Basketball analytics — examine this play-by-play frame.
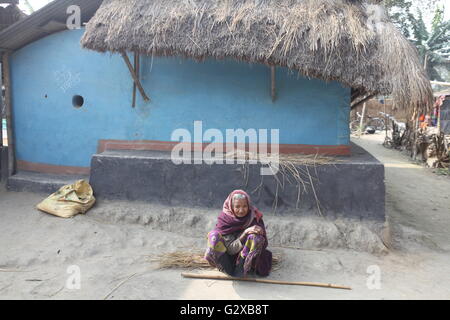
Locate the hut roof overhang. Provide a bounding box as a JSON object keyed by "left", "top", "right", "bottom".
{"left": 80, "top": 0, "right": 431, "bottom": 109}
{"left": 0, "top": 2, "right": 26, "bottom": 33}
{"left": 0, "top": 0, "right": 102, "bottom": 53}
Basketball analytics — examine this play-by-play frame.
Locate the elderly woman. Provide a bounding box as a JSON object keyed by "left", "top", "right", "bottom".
{"left": 204, "top": 190, "right": 272, "bottom": 277}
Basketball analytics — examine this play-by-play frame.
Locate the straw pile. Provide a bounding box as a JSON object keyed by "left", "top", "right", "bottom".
{"left": 151, "top": 250, "right": 282, "bottom": 271}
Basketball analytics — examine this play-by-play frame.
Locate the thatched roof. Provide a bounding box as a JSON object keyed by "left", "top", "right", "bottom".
{"left": 81, "top": 0, "right": 433, "bottom": 109}
{"left": 0, "top": 4, "right": 26, "bottom": 32}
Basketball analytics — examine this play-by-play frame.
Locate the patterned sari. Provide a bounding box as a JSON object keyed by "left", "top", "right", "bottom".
{"left": 204, "top": 190, "right": 272, "bottom": 277}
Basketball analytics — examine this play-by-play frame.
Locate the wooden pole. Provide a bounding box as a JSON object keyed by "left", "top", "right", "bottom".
{"left": 423, "top": 53, "right": 428, "bottom": 72}
{"left": 271, "top": 66, "right": 276, "bottom": 102}
{"left": 137, "top": 53, "right": 141, "bottom": 103}
{"left": 384, "top": 98, "right": 388, "bottom": 138}
{"left": 120, "top": 51, "right": 150, "bottom": 102}
{"left": 132, "top": 53, "right": 137, "bottom": 108}
{"left": 0, "top": 60, "right": 3, "bottom": 150}
{"left": 2, "top": 52, "right": 15, "bottom": 177}
{"left": 0, "top": 60, "right": 3, "bottom": 181}
{"left": 430, "top": 80, "right": 450, "bottom": 87}
{"left": 437, "top": 100, "right": 441, "bottom": 133}
{"left": 350, "top": 94, "right": 375, "bottom": 110}
{"left": 181, "top": 273, "right": 352, "bottom": 290}
{"left": 411, "top": 107, "right": 418, "bottom": 160}
{"left": 358, "top": 101, "right": 366, "bottom": 138}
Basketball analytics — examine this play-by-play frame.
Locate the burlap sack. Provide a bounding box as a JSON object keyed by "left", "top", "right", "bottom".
{"left": 36, "top": 179, "right": 95, "bottom": 218}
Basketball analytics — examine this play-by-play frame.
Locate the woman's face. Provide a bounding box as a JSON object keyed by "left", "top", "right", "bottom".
{"left": 232, "top": 198, "right": 249, "bottom": 218}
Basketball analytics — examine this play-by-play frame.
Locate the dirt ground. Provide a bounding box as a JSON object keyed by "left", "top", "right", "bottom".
{"left": 0, "top": 133, "right": 449, "bottom": 300}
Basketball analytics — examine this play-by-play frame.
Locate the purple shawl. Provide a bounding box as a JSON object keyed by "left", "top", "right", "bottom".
{"left": 215, "top": 209, "right": 266, "bottom": 239}
{"left": 213, "top": 190, "right": 272, "bottom": 276}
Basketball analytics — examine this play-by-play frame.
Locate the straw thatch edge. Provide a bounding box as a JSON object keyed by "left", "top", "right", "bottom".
{"left": 81, "top": 0, "right": 433, "bottom": 109}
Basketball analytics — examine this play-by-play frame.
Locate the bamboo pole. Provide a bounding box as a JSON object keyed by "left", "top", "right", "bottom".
{"left": 430, "top": 81, "right": 450, "bottom": 87}
{"left": 270, "top": 66, "right": 276, "bottom": 102}
{"left": 350, "top": 94, "right": 374, "bottom": 110}
{"left": 415, "top": 108, "right": 420, "bottom": 160}
{"left": 120, "top": 52, "right": 150, "bottom": 102}
{"left": 358, "top": 102, "right": 366, "bottom": 138}
{"left": 437, "top": 101, "right": 441, "bottom": 133}
{"left": 137, "top": 53, "right": 141, "bottom": 104}
{"left": 2, "top": 52, "right": 15, "bottom": 177}
{"left": 132, "top": 53, "right": 137, "bottom": 108}
{"left": 181, "top": 273, "right": 352, "bottom": 290}
{"left": 384, "top": 98, "right": 388, "bottom": 138}
{"left": 423, "top": 53, "right": 428, "bottom": 72}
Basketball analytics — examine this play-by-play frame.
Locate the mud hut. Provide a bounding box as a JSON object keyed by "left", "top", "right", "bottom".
{"left": 1, "top": 0, "right": 433, "bottom": 219}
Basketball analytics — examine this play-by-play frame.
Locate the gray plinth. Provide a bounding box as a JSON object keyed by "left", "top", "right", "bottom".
{"left": 89, "top": 143, "right": 385, "bottom": 221}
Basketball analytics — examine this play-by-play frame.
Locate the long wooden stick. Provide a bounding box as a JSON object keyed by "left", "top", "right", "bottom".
{"left": 0, "top": 60, "right": 3, "bottom": 151}
{"left": 271, "top": 65, "right": 276, "bottom": 102}
{"left": 132, "top": 52, "right": 138, "bottom": 108}
{"left": 359, "top": 101, "right": 366, "bottom": 137}
{"left": 350, "top": 94, "right": 375, "bottom": 110}
{"left": 181, "top": 272, "right": 351, "bottom": 290}
{"left": 103, "top": 272, "right": 138, "bottom": 300}
{"left": 121, "top": 51, "right": 150, "bottom": 102}
{"left": 2, "top": 52, "right": 15, "bottom": 177}
{"left": 430, "top": 80, "right": 450, "bottom": 87}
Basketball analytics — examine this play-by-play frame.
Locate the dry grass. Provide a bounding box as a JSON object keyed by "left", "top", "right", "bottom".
{"left": 224, "top": 149, "right": 340, "bottom": 216}
{"left": 225, "top": 149, "right": 338, "bottom": 166}
{"left": 150, "top": 250, "right": 282, "bottom": 271}
{"left": 81, "top": 0, "right": 432, "bottom": 110}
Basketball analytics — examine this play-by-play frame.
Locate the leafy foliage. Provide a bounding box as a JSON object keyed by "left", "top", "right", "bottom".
{"left": 384, "top": 0, "right": 450, "bottom": 81}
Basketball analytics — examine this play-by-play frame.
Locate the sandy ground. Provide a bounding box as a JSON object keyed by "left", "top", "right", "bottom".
{"left": 0, "top": 133, "right": 449, "bottom": 300}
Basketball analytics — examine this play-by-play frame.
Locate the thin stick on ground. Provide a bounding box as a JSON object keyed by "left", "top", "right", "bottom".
{"left": 272, "top": 245, "right": 325, "bottom": 252}
{"left": 0, "top": 284, "right": 12, "bottom": 293}
{"left": 103, "top": 273, "right": 139, "bottom": 300}
{"left": 0, "top": 268, "right": 33, "bottom": 273}
{"left": 49, "top": 285, "right": 65, "bottom": 298}
{"left": 181, "top": 272, "right": 352, "bottom": 290}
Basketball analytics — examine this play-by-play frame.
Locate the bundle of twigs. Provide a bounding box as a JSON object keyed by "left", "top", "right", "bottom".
{"left": 150, "top": 250, "right": 282, "bottom": 271}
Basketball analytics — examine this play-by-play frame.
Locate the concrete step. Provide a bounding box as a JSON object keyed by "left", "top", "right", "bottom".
{"left": 89, "top": 144, "right": 385, "bottom": 221}
{"left": 7, "top": 171, "right": 90, "bottom": 195}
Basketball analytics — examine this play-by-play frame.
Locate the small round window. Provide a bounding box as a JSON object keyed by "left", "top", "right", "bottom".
{"left": 72, "top": 95, "right": 84, "bottom": 108}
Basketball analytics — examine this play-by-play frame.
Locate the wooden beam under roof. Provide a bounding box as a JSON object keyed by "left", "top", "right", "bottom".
{"left": 120, "top": 51, "right": 150, "bottom": 102}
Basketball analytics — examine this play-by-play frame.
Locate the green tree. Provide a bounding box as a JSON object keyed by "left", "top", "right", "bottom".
{"left": 22, "top": 0, "right": 35, "bottom": 13}
{"left": 409, "top": 6, "right": 450, "bottom": 81}
{"left": 384, "top": 0, "right": 414, "bottom": 37}
{"left": 384, "top": 1, "right": 450, "bottom": 81}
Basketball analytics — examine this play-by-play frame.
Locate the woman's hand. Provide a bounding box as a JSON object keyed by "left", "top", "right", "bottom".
{"left": 239, "top": 226, "right": 264, "bottom": 243}
{"left": 245, "top": 225, "right": 264, "bottom": 236}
